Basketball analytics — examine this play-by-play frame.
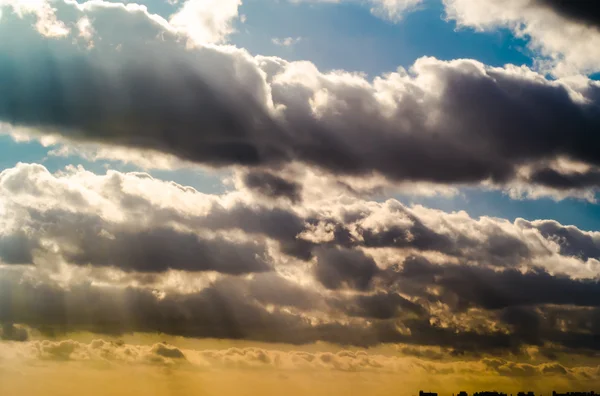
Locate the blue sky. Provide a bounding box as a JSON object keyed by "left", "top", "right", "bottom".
{"left": 233, "top": 0, "right": 533, "bottom": 75}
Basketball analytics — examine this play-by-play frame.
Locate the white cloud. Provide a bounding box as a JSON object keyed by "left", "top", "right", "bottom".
{"left": 272, "top": 36, "right": 302, "bottom": 47}
{"left": 0, "top": 0, "right": 69, "bottom": 36}
{"left": 443, "top": 0, "right": 600, "bottom": 76}
{"left": 1, "top": 0, "right": 600, "bottom": 199}
{"left": 369, "top": 0, "right": 424, "bottom": 21}
{"left": 1, "top": 162, "right": 599, "bottom": 280}
{"left": 76, "top": 16, "right": 95, "bottom": 47}
{"left": 169, "top": 0, "right": 242, "bottom": 45}
{"left": 2, "top": 163, "right": 600, "bottom": 350}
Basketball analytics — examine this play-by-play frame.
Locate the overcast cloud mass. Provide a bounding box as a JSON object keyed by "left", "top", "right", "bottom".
{"left": 0, "top": 0, "right": 600, "bottom": 395}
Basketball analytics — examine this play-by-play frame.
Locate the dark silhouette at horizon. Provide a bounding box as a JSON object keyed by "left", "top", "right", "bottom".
{"left": 422, "top": 390, "right": 599, "bottom": 396}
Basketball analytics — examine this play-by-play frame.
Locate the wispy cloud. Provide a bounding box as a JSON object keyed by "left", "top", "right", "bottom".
{"left": 272, "top": 36, "right": 303, "bottom": 46}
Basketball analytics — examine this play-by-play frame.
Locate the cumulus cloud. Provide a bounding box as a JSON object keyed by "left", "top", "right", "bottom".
{"left": 314, "top": 247, "right": 380, "bottom": 290}
{"left": 3, "top": 163, "right": 600, "bottom": 352}
{"left": 1, "top": 323, "right": 28, "bottom": 341}
{"left": 272, "top": 37, "right": 302, "bottom": 47}
{"left": 3, "top": 338, "right": 598, "bottom": 396}
{"left": 444, "top": 0, "right": 600, "bottom": 76}
{"left": 169, "top": 0, "right": 242, "bottom": 45}
{"left": 0, "top": 0, "right": 69, "bottom": 37}
{"left": 241, "top": 171, "right": 302, "bottom": 203}
{"left": 369, "top": 0, "right": 424, "bottom": 21}
{"left": 530, "top": 0, "right": 600, "bottom": 29}
{"left": 2, "top": 162, "right": 594, "bottom": 279}
{"left": 0, "top": 1, "right": 599, "bottom": 197}
{"left": 0, "top": 337, "right": 586, "bottom": 379}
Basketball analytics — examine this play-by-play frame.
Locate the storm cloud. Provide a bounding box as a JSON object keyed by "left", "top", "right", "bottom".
{"left": 533, "top": 0, "right": 600, "bottom": 28}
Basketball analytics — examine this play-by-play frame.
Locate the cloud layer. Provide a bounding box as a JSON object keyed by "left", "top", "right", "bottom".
{"left": 3, "top": 336, "right": 600, "bottom": 395}
{"left": 0, "top": 0, "right": 600, "bottom": 199}
{"left": 1, "top": 163, "right": 600, "bottom": 355}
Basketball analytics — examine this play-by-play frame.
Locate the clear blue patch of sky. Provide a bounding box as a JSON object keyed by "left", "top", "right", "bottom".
{"left": 232, "top": 0, "right": 533, "bottom": 77}
{"left": 0, "top": 135, "right": 227, "bottom": 194}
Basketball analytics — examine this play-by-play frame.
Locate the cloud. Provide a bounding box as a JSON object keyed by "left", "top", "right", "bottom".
{"left": 0, "top": 165, "right": 273, "bottom": 274}
{"left": 531, "top": 0, "right": 600, "bottom": 29}
{"left": 150, "top": 343, "right": 186, "bottom": 359}
{"left": 3, "top": 163, "right": 600, "bottom": 351}
{"left": 1, "top": 161, "right": 598, "bottom": 277}
{"left": 443, "top": 0, "right": 600, "bottom": 76}
{"left": 369, "top": 0, "right": 424, "bottom": 21}
{"left": 314, "top": 247, "right": 380, "bottom": 290}
{"left": 396, "top": 255, "right": 600, "bottom": 310}
{"left": 241, "top": 171, "right": 302, "bottom": 203}
{"left": 0, "top": 336, "right": 582, "bottom": 378}
{"left": 3, "top": 338, "right": 600, "bottom": 396}
{"left": 518, "top": 218, "right": 600, "bottom": 261}
{"left": 0, "top": 1, "right": 600, "bottom": 196}
{"left": 64, "top": 226, "right": 272, "bottom": 274}
{"left": 1, "top": 323, "right": 28, "bottom": 341}
{"left": 0, "top": 231, "right": 36, "bottom": 264}
{"left": 169, "top": 0, "right": 242, "bottom": 45}
{"left": 0, "top": 0, "right": 69, "bottom": 37}
{"left": 272, "top": 37, "right": 302, "bottom": 47}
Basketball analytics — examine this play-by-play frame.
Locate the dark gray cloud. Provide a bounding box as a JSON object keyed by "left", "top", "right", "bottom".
{"left": 152, "top": 343, "right": 186, "bottom": 359}
{"left": 533, "top": 0, "right": 600, "bottom": 28}
{"left": 0, "top": 269, "right": 513, "bottom": 351}
{"left": 528, "top": 167, "right": 600, "bottom": 190}
{"left": 500, "top": 306, "right": 543, "bottom": 346}
{"left": 332, "top": 292, "right": 426, "bottom": 320}
{"left": 4, "top": 253, "right": 600, "bottom": 353}
{"left": 1, "top": 3, "right": 600, "bottom": 192}
{"left": 4, "top": 168, "right": 600, "bottom": 354}
{"left": 3, "top": 205, "right": 272, "bottom": 275}
{"left": 518, "top": 218, "right": 600, "bottom": 261}
{"left": 1, "top": 323, "right": 29, "bottom": 341}
{"left": 0, "top": 4, "right": 288, "bottom": 167}
{"left": 0, "top": 163, "right": 560, "bottom": 276}
{"left": 242, "top": 171, "right": 302, "bottom": 203}
{"left": 321, "top": 206, "right": 538, "bottom": 268}
{"left": 396, "top": 255, "right": 600, "bottom": 310}
{"left": 0, "top": 232, "right": 36, "bottom": 264}
{"left": 357, "top": 212, "right": 456, "bottom": 253}
{"left": 66, "top": 227, "right": 271, "bottom": 274}
{"left": 0, "top": 271, "right": 310, "bottom": 343}
{"left": 198, "top": 202, "right": 314, "bottom": 260}
{"left": 314, "top": 247, "right": 380, "bottom": 290}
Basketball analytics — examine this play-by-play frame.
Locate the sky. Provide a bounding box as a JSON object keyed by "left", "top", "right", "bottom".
{"left": 1, "top": 0, "right": 600, "bottom": 395}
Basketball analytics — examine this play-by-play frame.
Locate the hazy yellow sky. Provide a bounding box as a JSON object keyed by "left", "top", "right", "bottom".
{"left": 1, "top": 333, "right": 599, "bottom": 396}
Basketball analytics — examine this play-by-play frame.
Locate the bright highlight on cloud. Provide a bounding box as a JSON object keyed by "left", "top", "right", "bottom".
{"left": 169, "top": 0, "right": 242, "bottom": 44}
